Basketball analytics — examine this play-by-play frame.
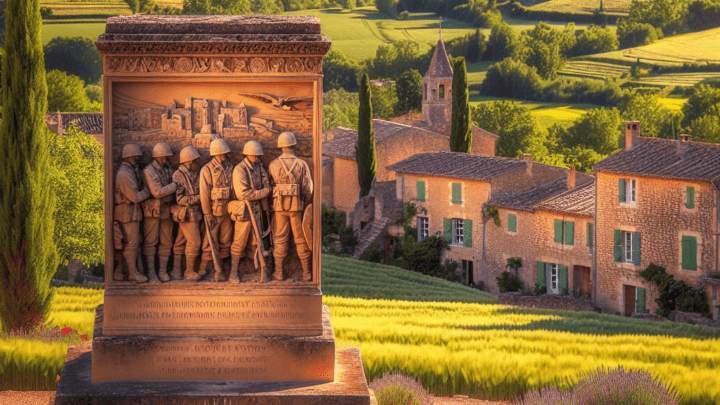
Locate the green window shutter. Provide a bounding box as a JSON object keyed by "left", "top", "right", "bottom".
{"left": 637, "top": 287, "right": 646, "bottom": 313}
{"left": 443, "top": 218, "right": 452, "bottom": 243}
{"left": 508, "top": 214, "right": 517, "bottom": 232}
{"left": 564, "top": 221, "right": 574, "bottom": 246}
{"left": 632, "top": 232, "right": 641, "bottom": 266}
{"left": 586, "top": 223, "right": 593, "bottom": 247}
{"left": 619, "top": 179, "right": 626, "bottom": 202}
{"left": 682, "top": 235, "right": 697, "bottom": 270}
{"left": 464, "top": 219, "right": 473, "bottom": 247}
{"left": 452, "top": 183, "right": 462, "bottom": 204}
{"left": 554, "top": 219, "right": 563, "bottom": 243}
{"left": 559, "top": 265, "right": 568, "bottom": 294}
{"left": 416, "top": 181, "right": 425, "bottom": 202}
{"left": 687, "top": 186, "right": 694, "bottom": 208}
{"left": 614, "top": 230, "right": 622, "bottom": 262}
{"left": 537, "top": 262, "right": 546, "bottom": 288}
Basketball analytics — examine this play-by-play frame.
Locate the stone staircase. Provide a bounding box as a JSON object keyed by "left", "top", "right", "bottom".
{"left": 351, "top": 217, "right": 390, "bottom": 259}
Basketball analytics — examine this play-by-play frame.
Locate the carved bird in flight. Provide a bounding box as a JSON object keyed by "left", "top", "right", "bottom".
{"left": 237, "top": 93, "right": 312, "bottom": 110}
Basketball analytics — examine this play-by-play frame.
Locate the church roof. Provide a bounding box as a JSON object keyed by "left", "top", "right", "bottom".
{"left": 424, "top": 39, "right": 453, "bottom": 79}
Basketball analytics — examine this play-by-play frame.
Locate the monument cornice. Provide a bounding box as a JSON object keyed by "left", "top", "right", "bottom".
{"left": 103, "top": 55, "right": 323, "bottom": 75}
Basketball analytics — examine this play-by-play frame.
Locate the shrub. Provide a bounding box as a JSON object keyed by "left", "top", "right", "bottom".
{"left": 52, "top": 265, "right": 69, "bottom": 281}
{"left": 376, "top": 385, "right": 420, "bottom": 405}
{"left": 404, "top": 236, "right": 450, "bottom": 279}
{"left": 360, "top": 243, "right": 383, "bottom": 263}
{"left": 497, "top": 271, "right": 523, "bottom": 293}
{"left": 534, "top": 283, "right": 547, "bottom": 296}
{"left": 368, "top": 370, "right": 431, "bottom": 405}
{"left": 322, "top": 204, "right": 346, "bottom": 236}
{"left": 441, "top": 259, "right": 462, "bottom": 283}
{"left": 40, "top": 7, "right": 53, "bottom": 18}
{"left": 339, "top": 225, "right": 358, "bottom": 255}
{"left": 639, "top": 263, "right": 712, "bottom": 318}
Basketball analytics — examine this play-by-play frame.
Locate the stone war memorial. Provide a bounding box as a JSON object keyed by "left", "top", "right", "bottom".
{"left": 55, "top": 15, "right": 372, "bottom": 405}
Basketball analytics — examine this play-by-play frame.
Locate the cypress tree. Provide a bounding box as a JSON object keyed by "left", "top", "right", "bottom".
{"left": 0, "top": 0, "right": 59, "bottom": 332}
{"left": 357, "top": 73, "right": 377, "bottom": 197}
{"left": 451, "top": 57, "right": 472, "bottom": 153}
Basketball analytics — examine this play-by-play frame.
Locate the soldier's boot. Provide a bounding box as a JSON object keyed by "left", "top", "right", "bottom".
{"left": 146, "top": 259, "right": 161, "bottom": 284}
{"left": 198, "top": 259, "right": 210, "bottom": 278}
{"left": 229, "top": 256, "right": 241, "bottom": 284}
{"left": 184, "top": 255, "right": 200, "bottom": 281}
{"left": 113, "top": 251, "right": 125, "bottom": 281}
{"left": 213, "top": 262, "right": 226, "bottom": 282}
{"left": 301, "top": 257, "right": 312, "bottom": 282}
{"left": 170, "top": 254, "right": 183, "bottom": 280}
{"left": 272, "top": 260, "right": 284, "bottom": 281}
{"left": 157, "top": 256, "right": 171, "bottom": 282}
{"left": 126, "top": 256, "right": 148, "bottom": 283}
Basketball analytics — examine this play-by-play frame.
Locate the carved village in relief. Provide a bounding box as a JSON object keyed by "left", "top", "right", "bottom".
{"left": 112, "top": 87, "right": 315, "bottom": 285}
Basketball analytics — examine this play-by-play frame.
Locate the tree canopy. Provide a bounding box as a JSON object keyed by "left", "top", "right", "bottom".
{"left": 357, "top": 74, "right": 377, "bottom": 197}
{"left": 44, "top": 36, "right": 103, "bottom": 85}
{"left": 471, "top": 100, "right": 547, "bottom": 158}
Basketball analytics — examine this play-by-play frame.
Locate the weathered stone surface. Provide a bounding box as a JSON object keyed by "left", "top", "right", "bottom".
{"left": 105, "top": 15, "right": 322, "bottom": 35}
{"left": 498, "top": 292, "right": 596, "bottom": 312}
{"left": 57, "top": 345, "right": 370, "bottom": 405}
{"left": 93, "top": 305, "right": 334, "bottom": 382}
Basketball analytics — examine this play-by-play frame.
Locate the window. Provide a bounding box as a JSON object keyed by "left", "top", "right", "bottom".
{"left": 614, "top": 230, "right": 641, "bottom": 265}
{"left": 586, "top": 222, "right": 593, "bottom": 247}
{"left": 417, "top": 217, "right": 429, "bottom": 242}
{"left": 444, "top": 218, "right": 472, "bottom": 247}
{"left": 508, "top": 214, "right": 517, "bottom": 232}
{"left": 439, "top": 84, "right": 445, "bottom": 98}
{"left": 537, "top": 262, "right": 568, "bottom": 295}
{"left": 462, "top": 260, "right": 474, "bottom": 285}
{"left": 681, "top": 235, "right": 697, "bottom": 270}
{"left": 553, "top": 220, "right": 574, "bottom": 245}
{"left": 686, "top": 186, "right": 695, "bottom": 208}
{"left": 619, "top": 179, "right": 636, "bottom": 203}
{"left": 453, "top": 218, "right": 464, "bottom": 245}
{"left": 416, "top": 180, "right": 426, "bottom": 202}
{"left": 548, "top": 263, "right": 559, "bottom": 295}
{"left": 451, "top": 183, "right": 462, "bottom": 204}
{"left": 424, "top": 83, "right": 427, "bottom": 100}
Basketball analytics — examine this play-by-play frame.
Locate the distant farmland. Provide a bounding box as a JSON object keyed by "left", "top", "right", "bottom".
{"left": 523, "top": 0, "right": 636, "bottom": 15}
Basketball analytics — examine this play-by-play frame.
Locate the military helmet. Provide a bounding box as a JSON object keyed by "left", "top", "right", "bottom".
{"left": 179, "top": 146, "right": 201, "bottom": 164}
{"left": 209, "top": 138, "right": 231, "bottom": 156}
{"left": 122, "top": 143, "right": 143, "bottom": 159}
{"left": 277, "top": 131, "right": 297, "bottom": 148}
{"left": 152, "top": 142, "right": 173, "bottom": 158}
{"left": 242, "top": 140, "right": 264, "bottom": 156}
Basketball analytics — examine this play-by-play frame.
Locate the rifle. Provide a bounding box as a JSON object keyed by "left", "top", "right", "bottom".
{"left": 204, "top": 215, "right": 223, "bottom": 281}
{"left": 245, "top": 200, "right": 271, "bottom": 282}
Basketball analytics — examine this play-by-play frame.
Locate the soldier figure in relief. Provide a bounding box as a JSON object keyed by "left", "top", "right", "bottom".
{"left": 199, "top": 138, "right": 234, "bottom": 282}
{"left": 114, "top": 143, "right": 152, "bottom": 283}
{"left": 268, "top": 132, "right": 313, "bottom": 282}
{"left": 171, "top": 146, "right": 203, "bottom": 281}
{"left": 229, "top": 140, "right": 272, "bottom": 284}
{"left": 142, "top": 143, "right": 178, "bottom": 283}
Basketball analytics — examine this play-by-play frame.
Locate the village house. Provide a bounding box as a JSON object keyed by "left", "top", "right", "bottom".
{"left": 594, "top": 122, "right": 720, "bottom": 320}
{"left": 322, "top": 36, "right": 499, "bottom": 223}
{"left": 387, "top": 151, "right": 591, "bottom": 288}
{"left": 46, "top": 112, "right": 104, "bottom": 146}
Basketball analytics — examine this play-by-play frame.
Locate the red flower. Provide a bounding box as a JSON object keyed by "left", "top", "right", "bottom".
{"left": 79, "top": 334, "right": 87, "bottom": 341}
{"left": 61, "top": 327, "right": 76, "bottom": 336}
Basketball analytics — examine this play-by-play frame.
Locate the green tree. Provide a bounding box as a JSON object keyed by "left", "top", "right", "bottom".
{"left": 371, "top": 81, "right": 398, "bottom": 120}
{"left": 467, "top": 29, "right": 485, "bottom": 63}
{"left": 627, "top": 0, "right": 688, "bottom": 36}
{"left": 395, "top": 69, "right": 423, "bottom": 115}
{"left": 562, "top": 107, "right": 622, "bottom": 155}
{"left": 681, "top": 84, "right": 720, "bottom": 127}
{"left": 451, "top": 57, "right": 471, "bottom": 153}
{"left": 367, "top": 40, "right": 426, "bottom": 81}
{"left": 50, "top": 123, "right": 104, "bottom": 265}
{"left": 619, "top": 92, "right": 682, "bottom": 139}
{"left": 324, "top": 88, "right": 359, "bottom": 129}
{"left": 570, "top": 25, "right": 619, "bottom": 56}
{"left": 471, "top": 100, "right": 547, "bottom": 158}
{"left": 46, "top": 70, "right": 92, "bottom": 112}
{"left": 251, "top": 0, "right": 284, "bottom": 14}
{"left": 617, "top": 18, "right": 661, "bottom": 49}
{"left": 486, "top": 21, "right": 516, "bottom": 60}
{"left": 323, "top": 49, "right": 361, "bottom": 92}
{"left": 44, "top": 37, "right": 103, "bottom": 85}
{"left": 0, "top": 0, "right": 59, "bottom": 332}
{"left": 357, "top": 74, "right": 377, "bottom": 197}
{"left": 688, "top": 115, "right": 720, "bottom": 143}
{"left": 480, "top": 57, "right": 543, "bottom": 100}
{"left": 181, "top": 0, "right": 251, "bottom": 14}
{"left": 515, "top": 22, "right": 573, "bottom": 80}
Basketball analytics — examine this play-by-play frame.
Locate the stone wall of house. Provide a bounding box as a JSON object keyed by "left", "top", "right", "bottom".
{"left": 498, "top": 292, "right": 596, "bottom": 312}
{"left": 471, "top": 127, "right": 496, "bottom": 157}
{"left": 533, "top": 210, "right": 594, "bottom": 297}
{"left": 670, "top": 310, "right": 720, "bottom": 328}
{"left": 322, "top": 156, "right": 334, "bottom": 209}
{"left": 481, "top": 208, "right": 535, "bottom": 294}
{"left": 596, "top": 171, "right": 717, "bottom": 315}
{"left": 331, "top": 157, "right": 361, "bottom": 216}
{"left": 377, "top": 130, "right": 448, "bottom": 182}
{"left": 399, "top": 173, "right": 488, "bottom": 270}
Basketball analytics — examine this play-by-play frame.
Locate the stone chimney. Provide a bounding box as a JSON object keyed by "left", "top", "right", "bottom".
{"left": 523, "top": 154, "right": 533, "bottom": 162}
{"left": 523, "top": 154, "right": 533, "bottom": 175}
{"left": 568, "top": 165, "right": 576, "bottom": 190}
{"left": 625, "top": 121, "right": 641, "bottom": 149}
{"left": 677, "top": 134, "right": 690, "bottom": 154}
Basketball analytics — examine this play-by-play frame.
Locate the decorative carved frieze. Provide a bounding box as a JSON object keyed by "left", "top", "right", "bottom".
{"left": 105, "top": 56, "right": 322, "bottom": 75}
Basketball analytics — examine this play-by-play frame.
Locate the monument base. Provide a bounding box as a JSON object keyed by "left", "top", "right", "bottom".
{"left": 92, "top": 304, "right": 335, "bottom": 382}
{"left": 56, "top": 344, "right": 371, "bottom": 405}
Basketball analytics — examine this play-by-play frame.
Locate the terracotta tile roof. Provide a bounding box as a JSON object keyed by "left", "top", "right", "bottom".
{"left": 425, "top": 39, "right": 453, "bottom": 78}
{"left": 322, "top": 119, "right": 447, "bottom": 160}
{"left": 594, "top": 137, "right": 720, "bottom": 183}
{"left": 487, "top": 176, "right": 570, "bottom": 212}
{"left": 535, "top": 180, "right": 595, "bottom": 217}
{"left": 61, "top": 113, "right": 104, "bottom": 135}
{"left": 386, "top": 150, "right": 526, "bottom": 181}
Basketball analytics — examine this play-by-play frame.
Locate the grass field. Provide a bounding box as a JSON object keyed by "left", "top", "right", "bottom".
{"left": 2, "top": 255, "right": 720, "bottom": 403}
{"left": 524, "top": 0, "right": 633, "bottom": 15}
{"left": 470, "top": 96, "right": 598, "bottom": 128}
